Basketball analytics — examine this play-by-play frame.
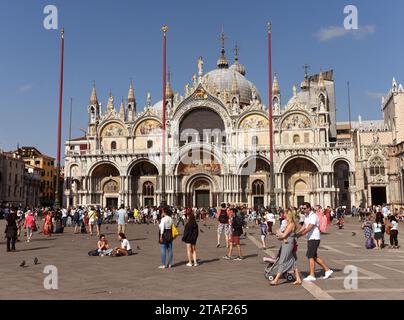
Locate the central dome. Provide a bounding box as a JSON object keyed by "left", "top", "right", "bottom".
{"left": 203, "top": 68, "right": 261, "bottom": 106}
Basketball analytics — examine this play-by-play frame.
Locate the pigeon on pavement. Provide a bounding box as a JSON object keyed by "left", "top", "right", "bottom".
{"left": 34, "top": 257, "right": 39, "bottom": 265}
{"left": 19, "top": 260, "right": 26, "bottom": 267}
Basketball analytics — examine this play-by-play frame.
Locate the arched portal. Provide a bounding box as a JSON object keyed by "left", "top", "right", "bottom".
{"left": 239, "top": 157, "right": 271, "bottom": 206}
{"left": 283, "top": 158, "right": 318, "bottom": 208}
{"left": 91, "top": 163, "right": 120, "bottom": 207}
{"left": 334, "top": 160, "right": 351, "bottom": 208}
{"left": 129, "top": 161, "right": 159, "bottom": 208}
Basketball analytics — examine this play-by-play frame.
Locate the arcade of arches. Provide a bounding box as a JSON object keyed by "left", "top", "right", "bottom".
{"left": 275, "top": 158, "right": 354, "bottom": 208}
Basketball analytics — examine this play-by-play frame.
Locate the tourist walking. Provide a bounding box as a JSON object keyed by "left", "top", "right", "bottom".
{"left": 297, "top": 202, "right": 333, "bottom": 281}
{"left": 259, "top": 218, "right": 268, "bottom": 249}
{"left": 223, "top": 211, "right": 244, "bottom": 261}
{"left": 5, "top": 210, "right": 18, "bottom": 252}
{"left": 158, "top": 207, "right": 174, "bottom": 269}
{"left": 24, "top": 210, "right": 35, "bottom": 242}
{"left": 116, "top": 205, "right": 128, "bottom": 234}
{"left": 88, "top": 207, "right": 98, "bottom": 236}
{"left": 269, "top": 209, "right": 302, "bottom": 286}
{"left": 96, "top": 207, "right": 103, "bottom": 236}
{"left": 182, "top": 212, "right": 199, "bottom": 266}
{"left": 388, "top": 215, "right": 399, "bottom": 249}
{"left": 217, "top": 204, "right": 230, "bottom": 248}
{"left": 42, "top": 211, "right": 53, "bottom": 236}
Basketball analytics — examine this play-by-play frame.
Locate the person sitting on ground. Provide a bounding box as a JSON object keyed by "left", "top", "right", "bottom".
{"left": 113, "top": 233, "right": 133, "bottom": 256}
{"left": 97, "top": 234, "right": 113, "bottom": 256}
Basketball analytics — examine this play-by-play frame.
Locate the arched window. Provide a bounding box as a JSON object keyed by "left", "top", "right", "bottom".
{"left": 111, "top": 141, "right": 117, "bottom": 150}
{"left": 143, "top": 181, "right": 154, "bottom": 196}
{"left": 370, "top": 157, "right": 385, "bottom": 176}
{"left": 252, "top": 180, "right": 265, "bottom": 195}
{"left": 293, "top": 134, "right": 300, "bottom": 143}
{"left": 252, "top": 136, "right": 259, "bottom": 145}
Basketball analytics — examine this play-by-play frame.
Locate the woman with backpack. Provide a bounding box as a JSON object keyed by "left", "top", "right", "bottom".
{"left": 182, "top": 212, "right": 199, "bottom": 266}
{"left": 158, "top": 207, "right": 174, "bottom": 269}
{"left": 216, "top": 204, "right": 230, "bottom": 248}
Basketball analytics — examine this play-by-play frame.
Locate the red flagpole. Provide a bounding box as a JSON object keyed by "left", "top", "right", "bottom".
{"left": 161, "top": 25, "right": 168, "bottom": 207}
{"left": 267, "top": 21, "right": 276, "bottom": 210}
{"left": 55, "top": 28, "right": 65, "bottom": 209}
{"left": 267, "top": 22, "right": 273, "bottom": 164}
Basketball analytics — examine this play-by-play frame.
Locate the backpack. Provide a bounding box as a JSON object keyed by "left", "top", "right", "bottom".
{"left": 73, "top": 210, "right": 80, "bottom": 222}
{"left": 218, "top": 210, "right": 229, "bottom": 224}
{"left": 366, "top": 237, "right": 375, "bottom": 249}
{"left": 233, "top": 215, "right": 243, "bottom": 229}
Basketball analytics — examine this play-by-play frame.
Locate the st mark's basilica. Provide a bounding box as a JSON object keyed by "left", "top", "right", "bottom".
{"left": 64, "top": 35, "right": 404, "bottom": 210}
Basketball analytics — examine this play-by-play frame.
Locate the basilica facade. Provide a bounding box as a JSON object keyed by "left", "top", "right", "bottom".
{"left": 64, "top": 43, "right": 404, "bottom": 210}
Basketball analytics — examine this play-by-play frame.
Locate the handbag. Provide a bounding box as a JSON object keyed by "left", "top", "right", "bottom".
{"left": 386, "top": 225, "right": 392, "bottom": 235}
{"left": 172, "top": 224, "right": 179, "bottom": 240}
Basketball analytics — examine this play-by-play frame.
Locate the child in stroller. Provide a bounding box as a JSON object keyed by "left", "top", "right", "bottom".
{"left": 263, "top": 246, "right": 296, "bottom": 282}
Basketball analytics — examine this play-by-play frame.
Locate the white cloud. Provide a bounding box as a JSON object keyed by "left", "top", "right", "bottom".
{"left": 315, "top": 25, "right": 375, "bottom": 42}
{"left": 366, "top": 91, "right": 384, "bottom": 100}
{"left": 19, "top": 84, "right": 33, "bottom": 93}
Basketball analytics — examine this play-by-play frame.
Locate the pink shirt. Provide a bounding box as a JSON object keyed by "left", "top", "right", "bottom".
{"left": 24, "top": 214, "right": 35, "bottom": 228}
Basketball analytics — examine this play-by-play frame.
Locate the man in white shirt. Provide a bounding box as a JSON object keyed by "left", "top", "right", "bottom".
{"left": 297, "top": 202, "right": 333, "bottom": 282}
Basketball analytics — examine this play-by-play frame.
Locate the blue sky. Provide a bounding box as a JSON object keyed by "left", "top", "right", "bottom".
{"left": 0, "top": 0, "right": 403, "bottom": 157}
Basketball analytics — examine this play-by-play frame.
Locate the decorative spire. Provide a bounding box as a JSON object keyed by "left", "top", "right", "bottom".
{"left": 119, "top": 98, "right": 125, "bottom": 118}
{"left": 231, "top": 42, "right": 246, "bottom": 76}
{"left": 127, "top": 79, "right": 135, "bottom": 103}
{"left": 90, "top": 81, "right": 98, "bottom": 104}
{"left": 107, "top": 91, "right": 115, "bottom": 112}
{"left": 392, "top": 77, "right": 398, "bottom": 91}
{"left": 147, "top": 92, "right": 152, "bottom": 107}
{"left": 217, "top": 27, "right": 229, "bottom": 69}
{"left": 166, "top": 67, "right": 174, "bottom": 99}
{"left": 318, "top": 69, "right": 326, "bottom": 91}
{"left": 234, "top": 42, "right": 239, "bottom": 62}
{"left": 272, "top": 74, "right": 280, "bottom": 95}
{"left": 293, "top": 84, "right": 297, "bottom": 97}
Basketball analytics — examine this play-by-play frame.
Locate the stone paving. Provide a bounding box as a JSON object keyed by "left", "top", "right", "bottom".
{"left": 0, "top": 217, "right": 403, "bottom": 300}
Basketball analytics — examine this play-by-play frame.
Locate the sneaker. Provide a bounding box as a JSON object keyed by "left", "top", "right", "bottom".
{"left": 168, "top": 265, "right": 172, "bottom": 269}
{"left": 158, "top": 265, "right": 166, "bottom": 269}
{"left": 216, "top": 244, "right": 220, "bottom": 248}
{"left": 234, "top": 256, "right": 244, "bottom": 261}
{"left": 323, "top": 270, "right": 334, "bottom": 279}
{"left": 303, "top": 275, "right": 316, "bottom": 282}
{"left": 193, "top": 263, "right": 199, "bottom": 267}
{"left": 222, "top": 255, "right": 231, "bottom": 260}
{"left": 186, "top": 262, "right": 193, "bottom": 267}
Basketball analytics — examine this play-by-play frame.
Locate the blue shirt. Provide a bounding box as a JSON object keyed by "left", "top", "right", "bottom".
{"left": 117, "top": 209, "right": 127, "bottom": 225}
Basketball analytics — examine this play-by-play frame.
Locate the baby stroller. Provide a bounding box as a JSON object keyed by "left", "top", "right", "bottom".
{"left": 263, "top": 251, "right": 295, "bottom": 282}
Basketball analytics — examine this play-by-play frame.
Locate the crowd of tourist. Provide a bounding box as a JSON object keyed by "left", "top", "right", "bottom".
{"left": 1, "top": 203, "right": 403, "bottom": 285}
